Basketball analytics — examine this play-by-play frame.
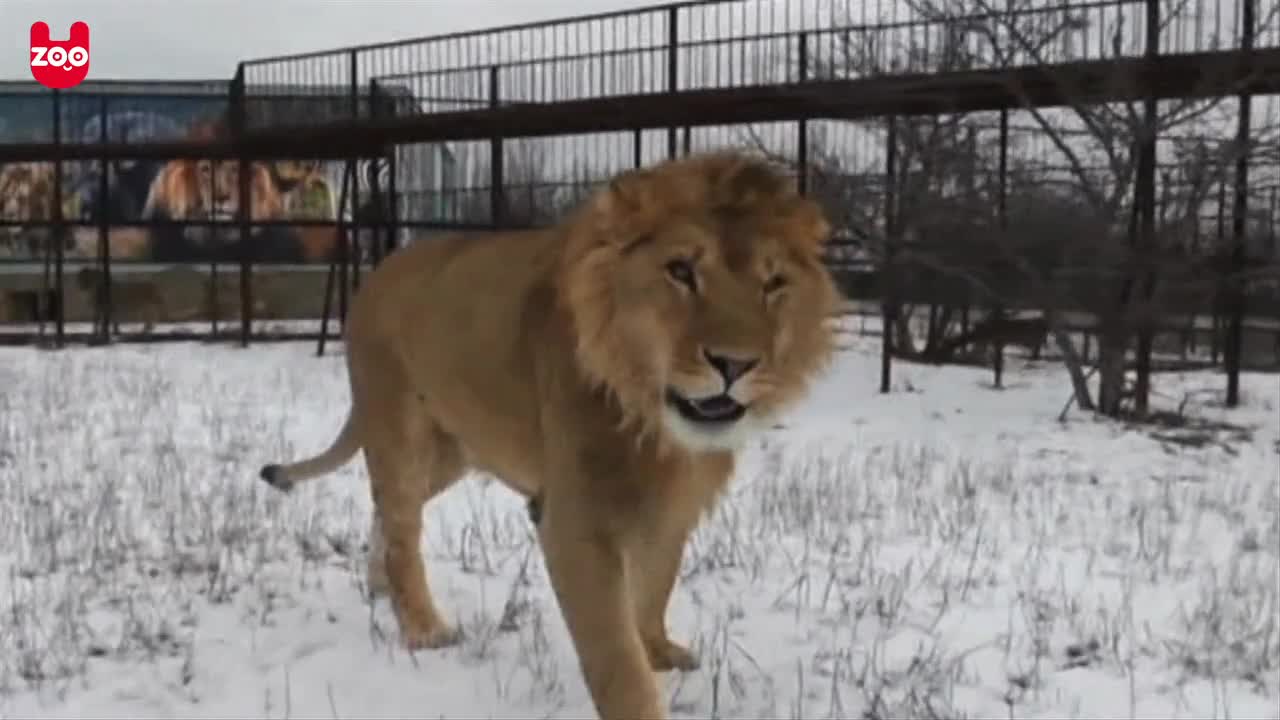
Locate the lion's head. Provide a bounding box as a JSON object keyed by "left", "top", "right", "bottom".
{"left": 193, "top": 159, "right": 240, "bottom": 220}
{"left": 559, "top": 151, "right": 838, "bottom": 453}
{"left": 0, "top": 163, "right": 55, "bottom": 224}
{"left": 177, "top": 159, "right": 280, "bottom": 223}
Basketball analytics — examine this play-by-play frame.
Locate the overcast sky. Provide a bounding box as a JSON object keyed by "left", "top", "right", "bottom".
{"left": 5, "top": 0, "right": 670, "bottom": 81}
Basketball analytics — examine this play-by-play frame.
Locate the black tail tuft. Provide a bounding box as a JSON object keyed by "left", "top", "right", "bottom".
{"left": 259, "top": 464, "right": 290, "bottom": 492}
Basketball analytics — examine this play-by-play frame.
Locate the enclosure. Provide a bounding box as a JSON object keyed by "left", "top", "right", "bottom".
{"left": 0, "top": 78, "right": 466, "bottom": 346}
{"left": 1, "top": 0, "right": 1278, "bottom": 413}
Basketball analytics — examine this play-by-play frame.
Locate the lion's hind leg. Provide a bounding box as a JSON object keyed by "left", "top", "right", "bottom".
{"left": 364, "top": 414, "right": 465, "bottom": 651}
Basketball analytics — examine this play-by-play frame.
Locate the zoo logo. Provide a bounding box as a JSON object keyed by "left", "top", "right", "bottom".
{"left": 29, "top": 21, "right": 90, "bottom": 90}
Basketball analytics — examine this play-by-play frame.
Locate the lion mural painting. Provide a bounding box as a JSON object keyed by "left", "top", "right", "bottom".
{"left": 269, "top": 159, "right": 336, "bottom": 220}
{"left": 0, "top": 161, "right": 84, "bottom": 258}
{"left": 140, "top": 157, "right": 283, "bottom": 224}
{"left": 257, "top": 151, "right": 838, "bottom": 720}
{"left": 0, "top": 162, "right": 56, "bottom": 256}
{"left": 139, "top": 156, "right": 286, "bottom": 261}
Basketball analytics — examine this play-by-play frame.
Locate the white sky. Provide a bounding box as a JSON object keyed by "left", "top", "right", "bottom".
{"left": 4, "top": 0, "right": 670, "bottom": 81}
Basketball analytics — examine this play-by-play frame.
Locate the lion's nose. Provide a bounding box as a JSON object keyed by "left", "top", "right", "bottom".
{"left": 702, "top": 348, "right": 759, "bottom": 387}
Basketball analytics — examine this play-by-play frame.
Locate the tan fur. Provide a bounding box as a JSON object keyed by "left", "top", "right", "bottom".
{"left": 204, "top": 275, "right": 270, "bottom": 319}
{"left": 0, "top": 163, "right": 57, "bottom": 256}
{"left": 141, "top": 159, "right": 283, "bottom": 222}
{"left": 76, "top": 267, "right": 168, "bottom": 334}
{"left": 70, "top": 227, "right": 152, "bottom": 260}
{"left": 258, "top": 150, "right": 838, "bottom": 720}
{"left": 0, "top": 162, "right": 56, "bottom": 225}
{"left": 295, "top": 224, "right": 342, "bottom": 263}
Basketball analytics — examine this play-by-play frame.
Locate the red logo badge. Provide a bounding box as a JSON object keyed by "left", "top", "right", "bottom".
{"left": 30, "top": 21, "right": 90, "bottom": 90}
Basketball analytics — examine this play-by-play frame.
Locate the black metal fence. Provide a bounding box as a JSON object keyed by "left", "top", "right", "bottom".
{"left": 1, "top": 0, "right": 1278, "bottom": 404}
{"left": 0, "top": 80, "right": 429, "bottom": 346}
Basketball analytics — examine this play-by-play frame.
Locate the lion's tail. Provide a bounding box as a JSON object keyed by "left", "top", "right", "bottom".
{"left": 258, "top": 410, "right": 361, "bottom": 492}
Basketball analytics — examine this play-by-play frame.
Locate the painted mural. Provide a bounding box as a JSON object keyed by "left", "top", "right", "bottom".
{"left": 0, "top": 89, "right": 347, "bottom": 264}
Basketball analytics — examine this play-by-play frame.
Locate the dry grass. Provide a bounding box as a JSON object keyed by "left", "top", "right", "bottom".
{"left": 0, "top": 342, "right": 1276, "bottom": 719}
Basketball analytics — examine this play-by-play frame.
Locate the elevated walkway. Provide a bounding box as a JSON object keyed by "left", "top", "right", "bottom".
{"left": 1, "top": 0, "right": 1274, "bottom": 161}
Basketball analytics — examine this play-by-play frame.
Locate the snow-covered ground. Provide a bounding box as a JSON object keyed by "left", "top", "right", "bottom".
{"left": 1, "top": 319, "right": 1277, "bottom": 719}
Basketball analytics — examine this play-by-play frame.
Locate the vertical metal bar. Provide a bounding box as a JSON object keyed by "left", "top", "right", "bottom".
{"left": 385, "top": 97, "right": 398, "bottom": 261}
{"left": 209, "top": 260, "right": 219, "bottom": 338}
{"left": 880, "top": 116, "right": 897, "bottom": 394}
{"left": 633, "top": 127, "right": 643, "bottom": 168}
{"left": 1226, "top": 0, "right": 1256, "bottom": 407}
{"left": 992, "top": 107, "right": 1010, "bottom": 388}
{"left": 317, "top": 153, "right": 352, "bottom": 357}
{"left": 52, "top": 89, "right": 65, "bottom": 347}
{"left": 489, "top": 66, "right": 505, "bottom": 228}
{"left": 97, "top": 95, "right": 113, "bottom": 344}
{"left": 338, "top": 162, "right": 352, "bottom": 336}
{"left": 317, "top": 256, "right": 337, "bottom": 356}
{"left": 666, "top": 6, "right": 679, "bottom": 159}
{"left": 231, "top": 65, "right": 252, "bottom": 347}
{"left": 352, "top": 169, "right": 364, "bottom": 294}
{"left": 339, "top": 49, "right": 359, "bottom": 336}
{"left": 349, "top": 50, "right": 361, "bottom": 125}
{"left": 369, "top": 79, "right": 384, "bottom": 268}
{"left": 797, "top": 32, "right": 809, "bottom": 195}
{"left": 1212, "top": 177, "right": 1226, "bottom": 364}
{"left": 1133, "top": 0, "right": 1161, "bottom": 414}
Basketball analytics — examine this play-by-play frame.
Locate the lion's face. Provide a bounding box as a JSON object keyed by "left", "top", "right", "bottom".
{"left": 195, "top": 160, "right": 239, "bottom": 220}
{"left": 562, "top": 154, "right": 838, "bottom": 454}
{"left": 613, "top": 211, "right": 836, "bottom": 451}
{"left": 0, "top": 163, "right": 53, "bottom": 223}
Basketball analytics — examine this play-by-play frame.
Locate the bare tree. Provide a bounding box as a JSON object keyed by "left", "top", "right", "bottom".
{"left": 763, "top": 0, "right": 1279, "bottom": 418}
{"left": 456, "top": 139, "right": 601, "bottom": 227}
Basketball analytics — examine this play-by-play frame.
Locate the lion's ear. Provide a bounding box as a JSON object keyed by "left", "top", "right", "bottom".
{"left": 582, "top": 168, "right": 660, "bottom": 245}
{"left": 717, "top": 156, "right": 795, "bottom": 208}
{"left": 603, "top": 168, "right": 656, "bottom": 214}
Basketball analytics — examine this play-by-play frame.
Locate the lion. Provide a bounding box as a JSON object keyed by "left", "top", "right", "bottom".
{"left": 0, "top": 162, "right": 56, "bottom": 225}
{"left": 76, "top": 266, "right": 167, "bottom": 335}
{"left": 256, "top": 150, "right": 838, "bottom": 720}
{"left": 0, "top": 162, "right": 57, "bottom": 255}
{"left": 140, "top": 158, "right": 283, "bottom": 223}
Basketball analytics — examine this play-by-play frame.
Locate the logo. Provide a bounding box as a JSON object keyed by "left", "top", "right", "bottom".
{"left": 29, "top": 21, "right": 90, "bottom": 90}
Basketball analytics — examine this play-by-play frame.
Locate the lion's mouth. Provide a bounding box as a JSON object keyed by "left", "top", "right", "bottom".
{"left": 665, "top": 389, "right": 747, "bottom": 425}
{"left": 209, "top": 205, "right": 235, "bottom": 221}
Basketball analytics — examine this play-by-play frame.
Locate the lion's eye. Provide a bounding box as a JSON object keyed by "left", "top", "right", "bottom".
{"left": 763, "top": 275, "right": 787, "bottom": 295}
{"left": 665, "top": 259, "right": 697, "bottom": 291}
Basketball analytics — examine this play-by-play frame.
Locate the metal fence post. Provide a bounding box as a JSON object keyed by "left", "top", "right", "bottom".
{"left": 880, "top": 116, "right": 897, "bottom": 394}
{"left": 489, "top": 66, "right": 505, "bottom": 228}
{"left": 797, "top": 32, "right": 809, "bottom": 196}
{"left": 666, "top": 6, "right": 678, "bottom": 159}
{"left": 97, "top": 94, "right": 113, "bottom": 344}
{"left": 230, "top": 64, "right": 253, "bottom": 347}
{"left": 1226, "top": 0, "right": 1257, "bottom": 407}
{"left": 52, "top": 88, "right": 66, "bottom": 347}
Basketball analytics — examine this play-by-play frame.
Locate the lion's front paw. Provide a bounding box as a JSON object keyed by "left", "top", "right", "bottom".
{"left": 401, "top": 621, "right": 462, "bottom": 651}
{"left": 645, "top": 635, "right": 700, "bottom": 672}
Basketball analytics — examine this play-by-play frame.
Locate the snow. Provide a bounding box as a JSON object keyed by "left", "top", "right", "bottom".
{"left": 1, "top": 317, "right": 1277, "bottom": 720}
